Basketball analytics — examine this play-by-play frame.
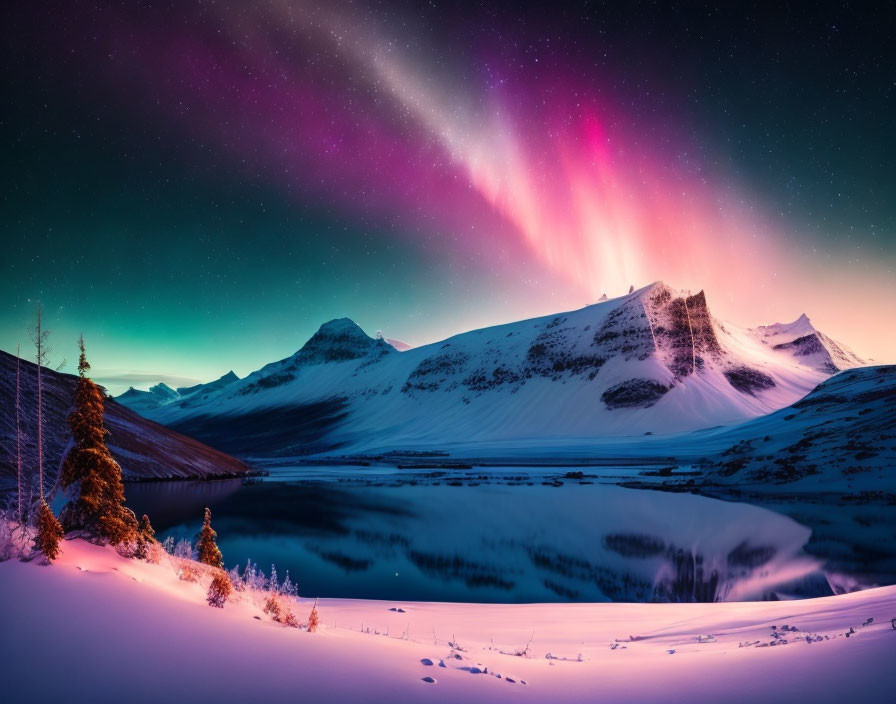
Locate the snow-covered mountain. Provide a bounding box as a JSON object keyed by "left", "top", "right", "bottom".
{"left": 116, "top": 382, "right": 180, "bottom": 413}
{"left": 128, "top": 283, "right": 864, "bottom": 456}
{"left": 749, "top": 314, "right": 864, "bottom": 373}
{"left": 176, "top": 370, "right": 240, "bottom": 397}
{"left": 117, "top": 370, "right": 240, "bottom": 414}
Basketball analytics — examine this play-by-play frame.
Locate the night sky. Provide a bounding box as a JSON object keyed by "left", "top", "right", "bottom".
{"left": 2, "top": 1, "right": 894, "bottom": 392}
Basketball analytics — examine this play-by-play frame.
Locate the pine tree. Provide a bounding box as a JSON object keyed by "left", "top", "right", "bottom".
{"left": 34, "top": 500, "right": 64, "bottom": 562}
{"left": 59, "top": 336, "right": 137, "bottom": 544}
{"left": 307, "top": 599, "right": 320, "bottom": 633}
{"left": 197, "top": 507, "right": 223, "bottom": 568}
{"left": 134, "top": 514, "right": 156, "bottom": 560}
{"left": 269, "top": 563, "right": 279, "bottom": 593}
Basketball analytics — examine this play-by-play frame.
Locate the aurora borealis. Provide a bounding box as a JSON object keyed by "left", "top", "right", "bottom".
{"left": 2, "top": 1, "right": 894, "bottom": 391}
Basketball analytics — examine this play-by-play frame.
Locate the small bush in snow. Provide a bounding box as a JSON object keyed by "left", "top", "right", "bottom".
{"left": 207, "top": 571, "right": 232, "bottom": 608}
{"left": 34, "top": 500, "right": 64, "bottom": 562}
{"left": 178, "top": 563, "right": 201, "bottom": 582}
{"left": 282, "top": 609, "right": 299, "bottom": 628}
{"left": 146, "top": 540, "right": 164, "bottom": 565}
{"left": 263, "top": 594, "right": 284, "bottom": 621}
{"left": 262, "top": 593, "right": 298, "bottom": 627}
{"left": 133, "top": 514, "right": 156, "bottom": 560}
{"left": 307, "top": 600, "right": 320, "bottom": 633}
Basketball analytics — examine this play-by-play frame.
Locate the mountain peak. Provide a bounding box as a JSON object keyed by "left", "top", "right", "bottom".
{"left": 751, "top": 313, "right": 863, "bottom": 373}
{"left": 316, "top": 318, "right": 365, "bottom": 335}
{"left": 294, "top": 317, "right": 390, "bottom": 365}
{"left": 148, "top": 382, "right": 178, "bottom": 398}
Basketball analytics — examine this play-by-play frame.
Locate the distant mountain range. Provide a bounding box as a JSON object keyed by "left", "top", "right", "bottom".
{"left": 0, "top": 350, "right": 248, "bottom": 486}
{"left": 116, "top": 282, "right": 866, "bottom": 457}
{"left": 116, "top": 370, "right": 241, "bottom": 413}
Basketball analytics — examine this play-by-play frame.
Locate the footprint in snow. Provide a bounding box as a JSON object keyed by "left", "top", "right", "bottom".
{"left": 420, "top": 658, "right": 434, "bottom": 666}
{"left": 421, "top": 676, "right": 437, "bottom": 684}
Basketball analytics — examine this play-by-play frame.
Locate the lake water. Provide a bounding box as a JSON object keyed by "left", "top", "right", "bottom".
{"left": 123, "top": 465, "right": 844, "bottom": 603}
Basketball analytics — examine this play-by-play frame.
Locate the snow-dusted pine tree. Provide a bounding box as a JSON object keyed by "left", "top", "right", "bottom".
{"left": 197, "top": 507, "right": 223, "bottom": 568}
{"left": 243, "top": 559, "right": 266, "bottom": 590}
{"left": 59, "top": 336, "right": 138, "bottom": 545}
{"left": 281, "top": 570, "right": 297, "bottom": 597}
{"left": 269, "top": 564, "right": 279, "bottom": 593}
{"left": 227, "top": 564, "right": 243, "bottom": 591}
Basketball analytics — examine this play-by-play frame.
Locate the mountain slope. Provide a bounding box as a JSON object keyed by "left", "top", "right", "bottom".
{"left": 0, "top": 350, "right": 248, "bottom": 485}
{"left": 699, "top": 365, "right": 896, "bottom": 489}
{"left": 131, "top": 283, "right": 861, "bottom": 457}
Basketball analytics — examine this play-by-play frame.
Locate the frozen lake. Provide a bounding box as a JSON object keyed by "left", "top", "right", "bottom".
{"left": 123, "top": 465, "right": 840, "bottom": 603}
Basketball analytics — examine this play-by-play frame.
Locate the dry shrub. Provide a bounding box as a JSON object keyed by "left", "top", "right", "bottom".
{"left": 263, "top": 594, "right": 299, "bottom": 627}
{"left": 178, "top": 562, "right": 201, "bottom": 582}
{"left": 146, "top": 541, "right": 164, "bottom": 564}
{"left": 282, "top": 608, "right": 299, "bottom": 628}
{"left": 263, "top": 594, "right": 284, "bottom": 621}
{"left": 207, "top": 570, "right": 233, "bottom": 608}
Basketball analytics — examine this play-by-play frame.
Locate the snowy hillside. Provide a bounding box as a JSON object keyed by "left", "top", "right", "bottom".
{"left": 0, "top": 350, "right": 248, "bottom": 483}
{"left": 700, "top": 365, "right": 896, "bottom": 490}
{"left": 1, "top": 537, "right": 894, "bottom": 703}
{"left": 123, "top": 283, "right": 863, "bottom": 456}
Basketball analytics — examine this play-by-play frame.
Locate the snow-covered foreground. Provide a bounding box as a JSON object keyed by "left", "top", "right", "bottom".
{"left": 1, "top": 539, "right": 894, "bottom": 703}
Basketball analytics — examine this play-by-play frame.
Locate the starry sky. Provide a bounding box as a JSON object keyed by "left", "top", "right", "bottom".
{"left": 2, "top": 1, "right": 894, "bottom": 393}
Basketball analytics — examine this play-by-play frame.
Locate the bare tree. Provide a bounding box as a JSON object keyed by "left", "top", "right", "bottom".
{"left": 15, "top": 343, "right": 23, "bottom": 522}
{"left": 30, "top": 301, "right": 51, "bottom": 503}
